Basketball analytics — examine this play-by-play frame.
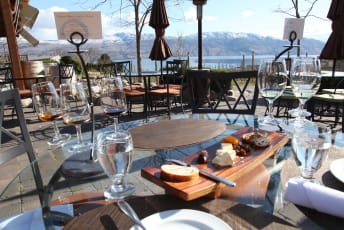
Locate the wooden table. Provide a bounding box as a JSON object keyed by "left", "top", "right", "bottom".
{"left": 64, "top": 194, "right": 298, "bottom": 230}
{"left": 130, "top": 118, "right": 226, "bottom": 149}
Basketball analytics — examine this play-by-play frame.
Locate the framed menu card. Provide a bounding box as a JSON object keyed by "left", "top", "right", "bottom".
{"left": 283, "top": 18, "right": 305, "bottom": 40}
{"left": 54, "top": 11, "right": 102, "bottom": 40}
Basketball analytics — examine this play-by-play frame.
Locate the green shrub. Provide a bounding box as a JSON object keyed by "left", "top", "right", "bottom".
{"left": 60, "top": 55, "right": 82, "bottom": 75}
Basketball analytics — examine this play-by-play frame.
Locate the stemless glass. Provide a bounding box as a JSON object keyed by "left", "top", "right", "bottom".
{"left": 32, "top": 81, "right": 71, "bottom": 146}
{"left": 289, "top": 57, "right": 322, "bottom": 126}
{"left": 291, "top": 124, "right": 332, "bottom": 183}
{"left": 96, "top": 130, "right": 135, "bottom": 199}
{"left": 60, "top": 82, "right": 92, "bottom": 153}
{"left": 257, "top": 59, "right": 288, "bottom": 127}
{"left": 100, "top": 77, "right": 127, "bottom": 133}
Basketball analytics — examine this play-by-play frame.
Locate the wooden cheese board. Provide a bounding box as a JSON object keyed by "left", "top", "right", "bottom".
{"left": 141, "top": 126, "right": 289, "bottom": 201}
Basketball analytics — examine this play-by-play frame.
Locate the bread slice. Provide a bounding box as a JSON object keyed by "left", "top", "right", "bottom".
{"left": 160, "top": 164, "right": 199, "bottom": 182}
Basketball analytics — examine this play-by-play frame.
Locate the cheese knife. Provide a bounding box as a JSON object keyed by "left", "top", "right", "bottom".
{"left": 166, "top": 159, "right": 236, "bottom": 187}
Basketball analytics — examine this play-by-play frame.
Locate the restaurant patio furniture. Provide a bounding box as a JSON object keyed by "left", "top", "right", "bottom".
{"left": 310, "top": 78, "right": 344, "bottom": 131}
{"left": 187, "top": 70, "right": 259, "bottom": 115}
{"left": 1, "top": 111, "right": 343, "bottom": 228}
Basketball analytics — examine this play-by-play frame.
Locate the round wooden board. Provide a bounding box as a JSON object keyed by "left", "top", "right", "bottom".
{"left": 129, "top": 119, "right": 226, "bottom": 149}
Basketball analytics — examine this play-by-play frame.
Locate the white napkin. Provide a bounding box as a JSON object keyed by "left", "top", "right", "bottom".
{"left": 0, "top": 204, "right": 74, "bottom": 230}
{"left": 284, "top": 177, "right": 344, "bottom": 218}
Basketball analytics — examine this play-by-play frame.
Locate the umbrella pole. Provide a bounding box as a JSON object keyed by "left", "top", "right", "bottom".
{"left": 332, "top": 59, "right": 336, "bottom": 78}
{"left": 162, "top": 60, "right": 171, "bottom": 119}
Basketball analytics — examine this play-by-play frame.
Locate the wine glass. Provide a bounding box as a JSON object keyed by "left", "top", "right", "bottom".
{"left": 100, "top": 77, "right": 127, "bottom": 133}
{"left": 60, "top": 82, "right": 92, "bottom": 153}
{"left": 32, "top": 81, "right": 71, "bottom": 146}
{"left": 257, "top": 59, "right": 288, "bottom": 127}
{"left": 291, "top": 124, "right": 331, "bottom": 184}
{"left": 289, "top": 57, "right": 322, "bottom": 126}
{"left": 96, "top": 130, "right": 135, "bottom": 199}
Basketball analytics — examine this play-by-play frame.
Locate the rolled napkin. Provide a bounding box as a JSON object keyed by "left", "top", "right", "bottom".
{"left": 284, "top": 177, "right": 344, "bottom": 218}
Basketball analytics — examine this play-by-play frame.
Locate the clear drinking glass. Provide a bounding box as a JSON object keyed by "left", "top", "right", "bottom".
{"left": 289, "top": 57, "right": 322, "bottom": 126}
{"left": 96, "top": 130, "right": 135, "bottom": 199}
{"left": 60, "top": 82, "right": 92, "bottom": 153}
{"left": 32, "top": 81, "right": 71, "bottom": 146}
{"left": 257, "top": 59, "right": 288, "bottom": 127}
{"left": 100, "top": 77, "right": 127, "bottom": 133}
{"left": 291, "top": 124, "right": 332, "bottom": 184}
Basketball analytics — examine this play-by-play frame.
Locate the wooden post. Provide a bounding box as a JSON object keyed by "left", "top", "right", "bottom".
{"left": 0, "top": 0, "right": 25, "bottom": 89}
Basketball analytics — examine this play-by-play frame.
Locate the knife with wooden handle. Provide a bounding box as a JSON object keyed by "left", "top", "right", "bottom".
{"left": 166, "top": 159, "right": 236, "bottom": 187}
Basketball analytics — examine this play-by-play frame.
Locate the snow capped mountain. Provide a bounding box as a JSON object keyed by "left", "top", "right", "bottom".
{"left": 18, "top": 31, "right": 324, "bottom": 60}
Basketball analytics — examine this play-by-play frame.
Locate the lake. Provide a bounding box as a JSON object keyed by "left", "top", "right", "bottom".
{"left": 131, "top": 55, "right": 276, "bottom": 72}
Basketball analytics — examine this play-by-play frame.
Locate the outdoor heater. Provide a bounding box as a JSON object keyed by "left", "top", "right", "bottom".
{"left": 193, "top": 0, "right": 207, "bottom": 70}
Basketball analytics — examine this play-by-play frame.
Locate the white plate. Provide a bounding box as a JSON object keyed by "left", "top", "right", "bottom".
{"left": 330, "top": 158, "right": 344, "bottom": 183}
{"left": 129, "top": 209, "right": 232, "bottom": 230}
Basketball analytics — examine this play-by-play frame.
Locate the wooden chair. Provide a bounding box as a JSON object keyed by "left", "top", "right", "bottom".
{"left": 186, "top": 70, "right": 259, "bottom": 115}
{"left": 149, "top": 60, "right": 187, "bottom": 114}
{"left": 0, "top": 66, "right": 32, "bottom": 98}
{"left": 309, "top": 78, "right": 344, "bottom": 131}
{"left": 0, "top": 66, "right": 33, "bottom": 114}
{"left": 100, "top": 61, "right": 145, "bottom": 114}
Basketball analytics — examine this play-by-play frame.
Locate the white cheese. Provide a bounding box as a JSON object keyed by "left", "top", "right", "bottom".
{"left": 212, "top": 143, "right": 237, "bottom": 167}
{"left": 212, "top": 153, "right": 234, "bottom": 167}
{"left": 221, "top": 143, "right": 233, "bottom": 150}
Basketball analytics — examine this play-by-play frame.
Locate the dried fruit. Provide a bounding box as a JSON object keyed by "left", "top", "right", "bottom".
{"left": 197, "top": 149, "right": 209, "bottom": 164}
{"left": 222, "top": 136, "right": 239, "bottom": 145}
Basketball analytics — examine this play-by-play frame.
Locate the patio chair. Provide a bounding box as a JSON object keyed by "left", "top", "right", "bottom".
{"left": 100, "top": 61, "right": 145, "bottom": 115}
{"left": 186, "top": 70, "right": 259, "bottom": 115}
{"left": 58, "top": 63, "right": 75, "bottom": 85}
{"left": 309, "top": 78, "right": 344, "bottom": 131}
{"left": 149, "top": 60, "right": 187, "bottom": 114}
{"left": 0, "top": 66, "right": 33, "bottom": 113}
{"left": 0, "top": 88, "right": 44, "bottom": 206}
{"left": 0, "top": 89, "right": 74, "bottom": 225}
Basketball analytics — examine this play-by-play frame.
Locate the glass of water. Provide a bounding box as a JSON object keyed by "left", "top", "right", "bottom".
{"left": 257, "top": 59, "right": 288, "bottom": 127}
{"left": 96, "top": 130, "right": 135, "bottom": 199}
{"left": 291, "top": 124, "right": 332, "bottom": 183}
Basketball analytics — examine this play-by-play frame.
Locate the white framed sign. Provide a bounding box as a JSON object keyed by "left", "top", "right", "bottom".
{"left": 283, "top": 18, "right": 305, "bottom": 40}
{"left": 54, "top": 11, "right": 102, "bottom": 40}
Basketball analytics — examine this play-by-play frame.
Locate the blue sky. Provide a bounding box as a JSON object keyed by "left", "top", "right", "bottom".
{"left": 29, "top": 0, "right": 332, "bottom": 42}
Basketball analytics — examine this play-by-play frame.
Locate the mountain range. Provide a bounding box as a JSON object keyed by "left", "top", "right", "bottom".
{"left": 18, "top": 31, "right": 326, "bottom": 62}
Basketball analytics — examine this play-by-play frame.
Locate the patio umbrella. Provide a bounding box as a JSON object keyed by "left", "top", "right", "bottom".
{"left": 319, "top": 0, "right": 344, "bottom": 77}
{"left": 149, "top": 0, "right": 173, "bottom": 116}
{"left": 149, "top": 0, "right": 172, "bottom": 62}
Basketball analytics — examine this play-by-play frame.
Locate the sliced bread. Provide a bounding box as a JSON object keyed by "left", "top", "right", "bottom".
{"left": 160, "top": 164, "right": 199, "bottom": 182}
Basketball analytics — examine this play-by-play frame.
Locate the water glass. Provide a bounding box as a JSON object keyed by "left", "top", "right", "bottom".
{"left": 291, "top": 124, "right": 332, "bottom": 183}
{"left": 289, "top": 57, "right": 322, "bottom": 126}
{"left": 257, "top": 59, "right": 288, "bottom": 127}
{"left": 96, "top": 130, "right": 135, "bottom": 199}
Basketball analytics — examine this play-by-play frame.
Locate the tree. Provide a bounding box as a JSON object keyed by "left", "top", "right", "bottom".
{"left": 89, "top": 0, "right": 184, "bottom": 74}
{"left": 275, "top": 0, "right": 321, "bottom": 56}
{"left": 89, "top": 0, "right": 152, "bottom": 74}
{"left": 97, "top": 53, "right": 112, "bottom": 65}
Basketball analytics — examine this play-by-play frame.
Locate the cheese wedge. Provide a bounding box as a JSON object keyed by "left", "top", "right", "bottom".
{"left": 221, "top": 143, "right": 233, "bottom": 150}
{"left": 216, "top": 149, "right": 236, "bottom": 159}
{"left": 160, "top": 164, "right": 199, "bottom": 182}
{"left": 213, "top": 143, "right": 236, "bottom": 167}
{"left": 212, "top": 152, "right": 234, "bottom": 167}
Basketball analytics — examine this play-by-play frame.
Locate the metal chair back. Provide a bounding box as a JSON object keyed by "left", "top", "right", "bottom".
{"left": 58, "top": 64, "right": 75, "bottom": 85}
{"left": 186, "top": 70, "right": 259, "bottom": 115}
{"left": 0, "top": 88, "right": 44, "bottom": 205}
